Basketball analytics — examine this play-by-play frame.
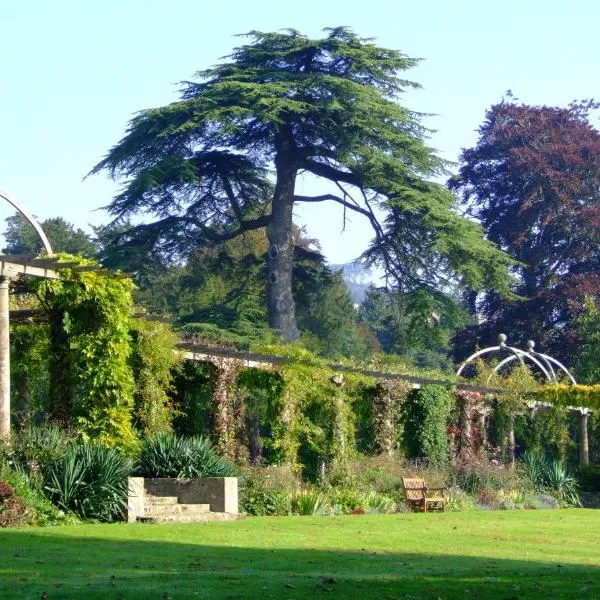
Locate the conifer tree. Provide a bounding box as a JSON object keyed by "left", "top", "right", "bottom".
{"left": 92, "top": 28, "right": 512, "bottom": 341}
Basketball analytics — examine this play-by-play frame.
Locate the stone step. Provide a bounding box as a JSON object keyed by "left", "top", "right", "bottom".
{"left": 137, "top": 512, "right": 242, "bottom": 524}
{"left": 143, "top": 503, "right": 211, "bottom": 516}
{"left": 144, "top": 495, "right": 179, "bottom": 505}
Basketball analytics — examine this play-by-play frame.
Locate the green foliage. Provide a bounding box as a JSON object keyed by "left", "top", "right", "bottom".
{"left": 276, "top": 363, "right": 370, "bottom": 478}
{"left": 3, "top": 214, "right": 97, "bottom": 257}
{"left": 574, "top": 297, "right": 600, "bottom": 384}
{"left": 9, "top": 297, "right": 50, "bottom": 418}
{"left": 577, "top": 464, "right": 600, "bottom": 492}
{"left": 358, "top": 286, "right": 467, "bottom": 369}
{"left": 296, "top": 268, "right": 372, "bottom": 360}
{"left": 43, "top": 443, "right": 132, "bottom": 521}
{"left": 402, "top": 385, "right": 453, "bottom": 464}
{"left": 450, "top": 455, "right": 527, "bottom": 494}
{"left": 532, "top": 383, "right": 600, "bottom": 411}
{"left": 32, "top": 255, "right": 137, "bottom": 450}
{"left": 5, "top": 423, "right": 71, "bottom": 472}
{"left": 290, "top": 489, "right": 326, "bottom": 515}
{"left": 236, "top": 368, "right": 285, "bottom": 463}
{"left": 171, "top": 361, "right": 218, "bottom": 437}
{"left": 446, "top": 487, "right": 476, "bottom": 512}
{"left": 135, "top": 433, "right": 236, "bottom": 478}
{"left": 521, "top": 451, "right": 581, "bottom": 507}
{"left": 92, "top": 28, "right": 513, "bottom": 339}
{"left": 130, "top": 317, "right": 180, "bottom": 434}
{"left": 238, "top": 467, "right": 297, "bottom": 516}
{"left": 0, "top": 460, "right": 73, "bottom": 526}
{"left": 515, "top": 407, "right": 574, "bottom": 462}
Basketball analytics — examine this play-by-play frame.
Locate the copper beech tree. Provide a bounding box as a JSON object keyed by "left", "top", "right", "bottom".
{"left": 92, "top": 28, "right": 511, "bottom": 342}
{"left": 451, "top": 99, "right": 600, "bottom": 361}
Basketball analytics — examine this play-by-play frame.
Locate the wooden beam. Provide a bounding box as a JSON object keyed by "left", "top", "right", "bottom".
{"left": 0, "top": 261, "right": 59, "bottom": 279}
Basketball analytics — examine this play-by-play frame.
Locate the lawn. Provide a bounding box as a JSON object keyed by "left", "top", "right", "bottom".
{"left": 1, "top": 510, "right": 599, "bottom": 599}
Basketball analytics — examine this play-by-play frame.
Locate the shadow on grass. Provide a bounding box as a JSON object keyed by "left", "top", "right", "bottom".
{"left": 0, "top": 527, "right": 599, "bottom": 599}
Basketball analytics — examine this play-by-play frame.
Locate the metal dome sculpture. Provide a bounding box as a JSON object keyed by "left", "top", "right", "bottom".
{"left": 456, "top": 334, "right": 577, "bottom": 385}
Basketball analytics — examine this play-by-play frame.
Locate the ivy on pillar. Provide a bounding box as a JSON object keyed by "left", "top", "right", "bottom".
{"left": 211, "top": 358, "right": 240, "bottom": 460}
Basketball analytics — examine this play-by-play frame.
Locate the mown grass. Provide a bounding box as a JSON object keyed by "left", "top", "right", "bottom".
{"left": 1, "top": 510, "right": 599, "bottom": 599}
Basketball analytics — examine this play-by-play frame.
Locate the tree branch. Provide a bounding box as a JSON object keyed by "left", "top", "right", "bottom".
{"left": 300, "top": 158, "right": 362, "bottom": 187}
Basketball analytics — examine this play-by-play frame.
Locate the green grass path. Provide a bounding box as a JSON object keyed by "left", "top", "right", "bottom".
{"left": 1, "top": 510, "right": 599, "bottom": 599}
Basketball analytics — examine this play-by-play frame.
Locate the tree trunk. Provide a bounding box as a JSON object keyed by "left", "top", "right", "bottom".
{"left": 267, "top": 149, "right": 299, "bottom": 341}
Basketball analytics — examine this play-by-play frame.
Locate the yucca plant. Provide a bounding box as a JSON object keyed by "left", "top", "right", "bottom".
{"left": 544, "top": 461, "right": 581, "bottom": 507}
{"left": 364, "top": 491, "right": 396, "bottom": 514}
{"left": 521, "top": 451, "right": 581, "bottom": 507}
{"left": 135, "top": 433, "right": 236, "bottom": 479}
{"left": 43, "top": 444, "right": 131, "bottom": 521}
{"left": 290, "top": 489, "right": 326, "bottom": 516}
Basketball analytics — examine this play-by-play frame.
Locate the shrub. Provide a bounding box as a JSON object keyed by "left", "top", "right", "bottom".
{"left": 5, "top": 423, "right": 71, "bottom": 473}
{"left": 240, "top": 482, "right": 291, "bottom": 516}
{"left": 135, "top": 433, "right": 236, "bottom": 479}
{"left": 0, "top": 480, "right": 26, "bottom": 527}
{"left": 326, "top": 487, "right": 365, "bottom": 514}
{"left": 450, "top": 454, "right": 526, "bottom": 494}
{"left": 43, "top": 444, "right": 131, "bottom": 521}
{"left": 0, "top": 461, "right": 72, "bottom": 526}
{"left": 577, "top": 464, "right": 600, "bottom": 492}
{"left": 446, "top": 487, "right": 475, "bottom": 512}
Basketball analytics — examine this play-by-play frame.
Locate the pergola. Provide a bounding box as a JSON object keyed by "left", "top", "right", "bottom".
{"left": 456, "top": 334, "right": 590, "bottom": 465}
{"left": 0, "top": 190, "right": 70, "bottom": 437}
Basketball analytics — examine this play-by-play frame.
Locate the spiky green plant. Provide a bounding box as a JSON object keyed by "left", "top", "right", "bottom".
{"left": 521, "top": 451, "right": 581, "bottom": 507}
{"left": 43, "top": 444, "right": 131, "bottom": 521}
{"left": 135, "top": 433, "right": 236, "bottom": 479}
{"left": 290, "top": 489, "right": 326, "bottom": 516}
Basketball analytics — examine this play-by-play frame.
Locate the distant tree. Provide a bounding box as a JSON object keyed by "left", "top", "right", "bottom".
{"left": 91, "top": 27, "right": 512, "bottom": 342}
{"left": 450, "top": 99, "right": 600, "bottom": 361}
{"left": 573, "top": 297, "right": 600, "bottom": 384}
{"left": 3, "top": 214, "right": 96, "bottom": 257}
{"left": 358, "top": 285, "right": 467, "bottom": 369}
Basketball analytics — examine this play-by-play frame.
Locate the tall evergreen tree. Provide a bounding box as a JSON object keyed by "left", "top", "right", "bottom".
{"left": 91, "top": 27, "right": 512, "bottom": 341}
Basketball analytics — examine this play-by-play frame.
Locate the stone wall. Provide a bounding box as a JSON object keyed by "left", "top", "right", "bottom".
{"left": 128, "top": 476, "right": 238, "bottom": 522}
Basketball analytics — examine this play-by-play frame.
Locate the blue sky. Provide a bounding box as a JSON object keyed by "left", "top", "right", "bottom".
{"left": 1, "top": 0, "right": 598, "bottom": 262}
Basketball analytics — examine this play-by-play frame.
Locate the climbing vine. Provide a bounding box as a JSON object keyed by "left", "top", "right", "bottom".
{"left": 371, "top": 380, "right": 412, "bottom": 456}
{"left": 130, "top": 317, "right": 180, "bottom": 435}
{"left": 402, "top": 385, "right": 453, "bottom": 464}
{"left": 30, "top": 255, "right": 137, "bottom": 450}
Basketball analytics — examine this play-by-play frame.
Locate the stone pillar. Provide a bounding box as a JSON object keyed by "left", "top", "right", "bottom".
{"left": 0, "top": 277, "right": 10, "bottom": 438}
{"left": 507, "top": 419, "right": 516, "bottom": 464}
{"left": 580, "top": 409, "right": 589, "bottom": 467}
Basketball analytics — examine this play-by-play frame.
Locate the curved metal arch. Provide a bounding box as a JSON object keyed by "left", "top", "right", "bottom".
{"left": 531, "top": 351, "right": 577, "bottom": 385}
{"left": 490, "top": 352, "right": 553, "bottom": 383}
{"left": 456, "top": 334, "right": 563, "bottom": 384}
{"left": 456, "top": 343, "right": 530, "bottom": 378}
{"left": 0, "top": 189, "right": 53, "bottom": 255}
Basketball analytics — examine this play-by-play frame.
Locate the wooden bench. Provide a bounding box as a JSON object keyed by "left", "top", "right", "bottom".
{"left": 401, "top": 476, "right": 447, "bottom": 512}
